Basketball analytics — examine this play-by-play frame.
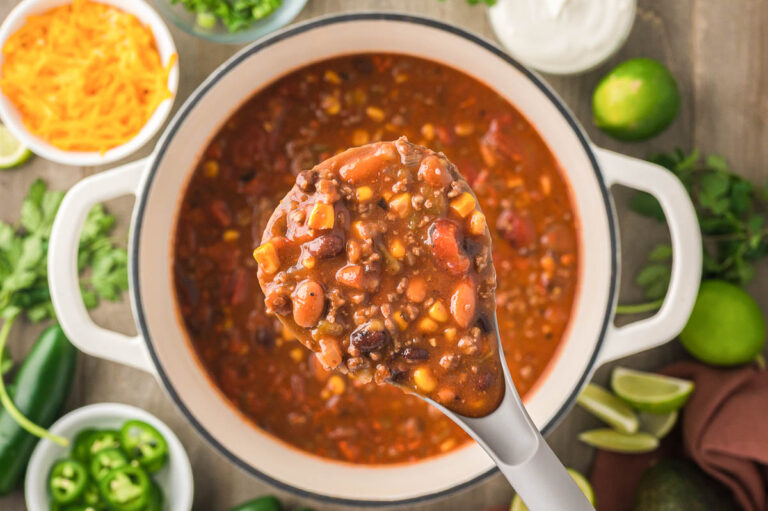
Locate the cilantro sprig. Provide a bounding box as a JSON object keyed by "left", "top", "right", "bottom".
{"left": 617, "top": 150, "right": 768, "bottom": 314}
{"left": 0, "top": 179, "right": 128, "bottom": 444}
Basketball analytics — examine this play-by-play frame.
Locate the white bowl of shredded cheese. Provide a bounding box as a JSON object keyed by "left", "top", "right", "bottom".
{"left": 0, "top": 0, "right": 179, "bottom": 166}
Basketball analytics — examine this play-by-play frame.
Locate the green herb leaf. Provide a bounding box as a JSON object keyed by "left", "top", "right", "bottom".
{"left": 630, "top": 192, "right": 665, "bottom": 222}
{"left": 619, "top": 150, "right": 768, "bottom": 314}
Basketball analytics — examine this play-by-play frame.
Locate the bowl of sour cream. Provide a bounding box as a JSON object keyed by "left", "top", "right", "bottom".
{"left": 488, "top": 0, "right": 637, "bottom": 75}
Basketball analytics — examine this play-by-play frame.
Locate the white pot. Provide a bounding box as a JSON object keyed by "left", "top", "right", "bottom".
{"left": 48, "top": 14, "right": 701, "bottom": 506}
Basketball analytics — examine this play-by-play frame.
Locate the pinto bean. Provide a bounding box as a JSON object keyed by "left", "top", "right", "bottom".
{"left": 451, "top": 280, "right": 477, "bottom": 328}
{"left": 406, "top": 277, "right": 427, "bottom": 303}
{"left": 306, "top": 234, "right": 344, "bottom": 258}
{"left": 292, "top": 280, "right": 325, "bottom": 328}
{"left": 418, "top": 154, "right": 452, "bottom": 189}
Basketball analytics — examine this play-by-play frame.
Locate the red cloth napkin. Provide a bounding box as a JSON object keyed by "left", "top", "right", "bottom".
{"left": 590, "top": 361, "right": 768, "bottom": 511}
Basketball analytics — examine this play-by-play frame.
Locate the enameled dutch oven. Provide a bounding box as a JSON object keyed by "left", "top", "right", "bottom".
{"left": 48, "top": 14, "right": 702, "bottom": 506}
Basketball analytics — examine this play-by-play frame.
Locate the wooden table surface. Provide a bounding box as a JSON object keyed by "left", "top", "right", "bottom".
{"left": 1, "top": 0, "right": 767, "bottom": 509}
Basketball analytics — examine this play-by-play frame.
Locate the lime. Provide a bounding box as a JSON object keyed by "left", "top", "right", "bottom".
{"left": 680, "top": 280, "right": 766, "bottom": 366}
{"left": 510, "top": 468, "right": 595, "bottom": 511}
{"left": 638, "top": 410, "right": 678, "bottom": 439}
{"left": 576, "top": 382, "right": 638, "bottom": 434}
{"left": 0, "top": 124, "right": 32, "bottom": 169}
{"left": 592, "top": 57, "right": 680, "bottom": 141}
{"left": 611, "top": 367, "right": 694, "bottom": 413}
{"left": 579, "top": 429, "right": 659, "bottom": 453}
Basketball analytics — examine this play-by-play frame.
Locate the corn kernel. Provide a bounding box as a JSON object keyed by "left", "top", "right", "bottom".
{"left": 356, "top": 186, "right": 373, "bottom": 202}
{"left": 444, "top": 328, "right": 457, "bottom": 342}
{"left": 440, "top": 438, "right": 457, "bottom": 452}
{"left": 289, "top": 347, "right": 304, "bottom": 363}
{"left": 253, "top": 243, "right": 279, "bottom": 274}
{"left": 366, "top": 106, "right": 385, "bottom": 122}
{"left": 454, "top": 123, "right": 475, "bottom": 136}
{"left": 327, "top": 374, "right": 346, "bottom": 395}
{"left": 203, "top": 160, "right": 219, "bottom": 178}
{"left": 428, "top": 301, "right": 449, "bottom": 322}
{"left": 421, "top": 123, "right": 435, "bottom": 141}
{"left": 413, "top": 367, "right": 437, "bottom": 392}
{"left": 352, "top": 220, "right": 367, "bottom": 239}
{"left": 469, "top": 211, "right": 486, "bottom": 236}
{"left": 352, "top": 129, "right": 370, "bottom": 146}
{"left": 389, "top": 239, "right": 406, "bottom": 259}
{"left": 393, "top": 311, "right": 409, "bottom": 331}
{"left": 540, "top": 175, "right": 552, "bottom": 196}
{"left": 308, "top": 203, "right": 335, "bottom": 230}
{"left": 282, "top": 327, "right": 296, "bottom": 341}
{"left": 302, "top": 256, "right": 317, "bottom": 269}
{"left": 324, "top": 69, "right": 341, "bottom": 84}
{"left": 395, "top": 73, "right": 409, "bottom": 84}
{"left": 418, "top": 317, "right": 439, "bottom": 334}
{"left": 450, "top": 192, "right": 476, "bottom": 218}
{"left": 222, "top": 229, "right": 240, "bottom": 242}
{"left": 388, "top": 193, "right": 411, "bottom": 219}
{"left": 322, "top": 95, "right": 341, "bottom": 115}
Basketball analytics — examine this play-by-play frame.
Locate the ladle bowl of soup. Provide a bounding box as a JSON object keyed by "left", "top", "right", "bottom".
{"left": 48, "top": 14, "right": 702, "bottom": 505}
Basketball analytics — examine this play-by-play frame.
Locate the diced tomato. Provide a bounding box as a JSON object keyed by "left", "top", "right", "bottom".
{"left": 428, "top": 219, "right": 470, "bottom": 275}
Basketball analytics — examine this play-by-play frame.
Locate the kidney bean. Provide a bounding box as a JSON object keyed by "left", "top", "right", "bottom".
{"left": 451, "top": 280, "right": 477, "bottom": 328}
{"left": 306, "top": 234, "right": 344, "bottom": 258}
{"left": 292, "top": 280, "right": 325, "bottom": 328}
{"left": 496, "top": 209, "right": 535, "bottom": 248}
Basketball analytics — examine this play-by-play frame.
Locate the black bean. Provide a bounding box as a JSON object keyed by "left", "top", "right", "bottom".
{"left": 306, "top": 234, "right": 344, "bottom": 258}
{"left": 350, "top": 324, "right": 390, "bottom": 353}
{"left": 352, "top": 56, "right": 374, "bottom": 74}
{"left": 400, "top": 347, "right": 429, "bottom": 361}
{"left": 377, "top": 198, "right": 388, "bottom": 211}
{"left": 476, "top": 372, "right": 494, "bottom": 391}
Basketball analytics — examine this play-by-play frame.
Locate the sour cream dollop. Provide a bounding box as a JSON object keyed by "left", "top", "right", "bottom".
{"left": 489, "top": 0, "right": 637, "bottom": 75}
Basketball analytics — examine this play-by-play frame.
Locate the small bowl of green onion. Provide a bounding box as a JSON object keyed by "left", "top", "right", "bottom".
{"left": 152, "top": 0, "right": 307, "bottom": 44}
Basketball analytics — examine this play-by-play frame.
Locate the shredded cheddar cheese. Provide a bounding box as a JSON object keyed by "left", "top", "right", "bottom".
{"left": 0, "top": 0, "right": 176, "bottom": 153}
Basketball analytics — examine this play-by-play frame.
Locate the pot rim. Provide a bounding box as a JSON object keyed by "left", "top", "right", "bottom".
{"left": 130, "top": 12, "right": 618, "bottom": 507}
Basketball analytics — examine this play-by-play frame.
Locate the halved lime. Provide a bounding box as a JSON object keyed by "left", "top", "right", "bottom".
{"left": 638, "top": 410, "right": 678, "bottom": 439}
{"left": 579, "top": 429, "right": 659, "bottom": 453}
{"left": 592, "top": 57, "right": 680, "bottom": 141}
{"left": 510, "top": 468, "right": 595, "bottom": 511}
{"left": 611, "top": 367, "right": 694, "bottom": 413}
{"left": 0, "top": 124, "right": 32, "bottom": 169}
{"left": 576, "top": 382, "right": 638, "bottom": 434}
{"left": 680, "top": 280, "right": 766, "bottom": 366}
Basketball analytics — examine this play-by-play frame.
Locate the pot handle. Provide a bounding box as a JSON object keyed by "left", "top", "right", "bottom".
{"left": 594, "top": 147, "right": 702, "bottom": 364}
{"left": 48, "top": 158, "right": 155, "bottom": 374}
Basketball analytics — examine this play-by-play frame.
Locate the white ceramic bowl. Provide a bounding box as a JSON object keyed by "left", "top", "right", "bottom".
{"left": 47, "top": 14, "right": 702, "bottom": 507}
{"left": 25, "top": 403, "right": 193, "bottom": 511}
{"left": 0, "top": 0, "right": 179, "bottom": 166}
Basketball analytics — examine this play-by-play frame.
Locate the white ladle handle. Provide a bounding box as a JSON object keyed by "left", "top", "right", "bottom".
{"left": 457, "top": 379, "right": 595, "bottom": 510}
{"left": 437, "top": 326, "right": 595, "bottom": 510}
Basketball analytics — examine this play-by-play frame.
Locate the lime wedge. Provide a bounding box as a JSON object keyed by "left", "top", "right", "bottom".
{"left": 579, "top": 428, "right": 659, "bottom": 453}
{"left": 510, "top": 468, "right": 595, "bottom": 511}
{"left": 638, "top": 410, "right": 678, "bottom": 439}
{"left": 0, "top": 125, "right": 32, "bottom": 169}
{"left": 611, "top": 367, "right": 694, "bottom": 413}
{"left": 576, "top": 382, "right": 638, "bottom": 434}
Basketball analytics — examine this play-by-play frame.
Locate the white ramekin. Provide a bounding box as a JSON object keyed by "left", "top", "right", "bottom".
{"left": 0, "top": 0, "right": 179, "bottom": 166}
{"left": 25, "top": 402, "right": 194, "bottom": 511}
